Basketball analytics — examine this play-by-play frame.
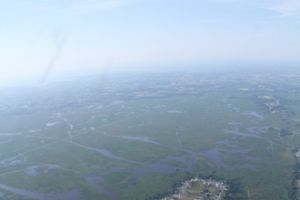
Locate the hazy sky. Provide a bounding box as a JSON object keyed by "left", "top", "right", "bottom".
{"left": 1, "top": 0, "right": 300, "bottom": 82}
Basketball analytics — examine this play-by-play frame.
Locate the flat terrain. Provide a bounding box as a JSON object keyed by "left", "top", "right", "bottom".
{"left": 0, "top": 68, "right": 300, "bottom": 199}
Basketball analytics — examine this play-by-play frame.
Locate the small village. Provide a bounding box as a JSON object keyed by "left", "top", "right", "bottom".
{"left": 161, "top": 177, "right": 228, "bottom": 200}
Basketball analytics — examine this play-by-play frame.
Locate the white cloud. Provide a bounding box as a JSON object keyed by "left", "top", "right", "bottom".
{"left": 270, "top": 0, "right": 300, "bottom": 16}
{"left": 210, "top": 0, "right": 300, "bottom": 16}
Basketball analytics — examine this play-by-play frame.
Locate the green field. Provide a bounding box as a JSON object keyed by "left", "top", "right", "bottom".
{"left": 0, "top": 70, "right": 299, "bottom": 199}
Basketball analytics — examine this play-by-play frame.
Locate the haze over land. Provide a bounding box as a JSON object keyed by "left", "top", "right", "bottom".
{"left": 1, "top": 68, "right": 300, "bottom": 199}
{"left": 1, "top": 1, "right": 300, "bottom": 200}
